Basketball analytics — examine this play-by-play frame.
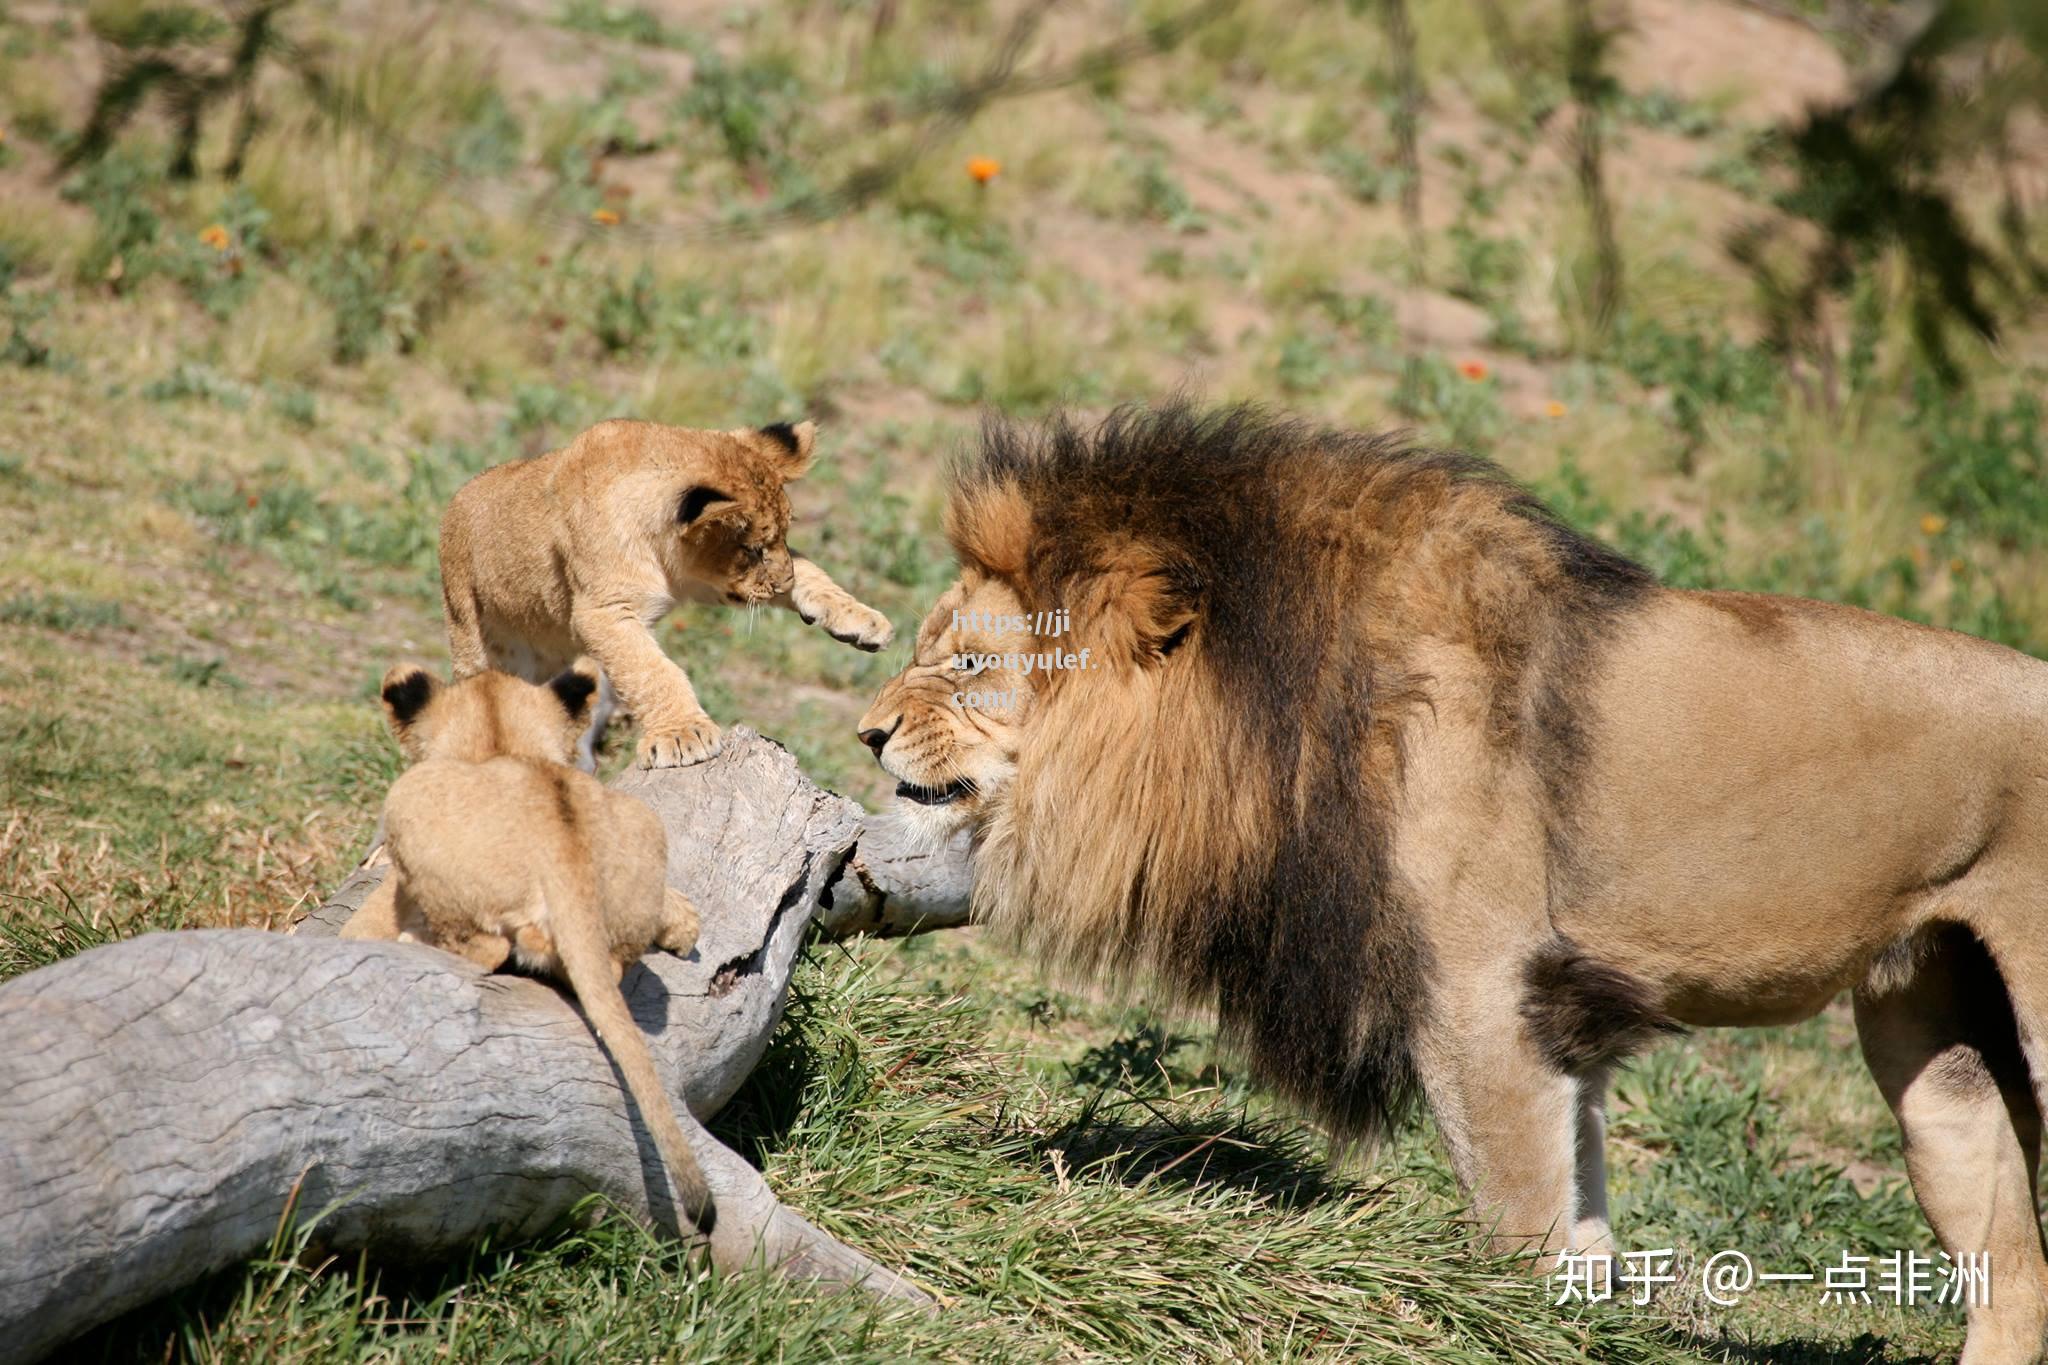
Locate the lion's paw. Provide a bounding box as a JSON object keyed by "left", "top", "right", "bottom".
{"left": 639, "top": 715, "right": 724, "bottom": 768}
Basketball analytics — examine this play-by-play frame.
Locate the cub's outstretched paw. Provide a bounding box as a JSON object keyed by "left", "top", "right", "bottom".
{"left": 805, "top": 600, "right": 893, "bottom": 653}
{"left": 840, "top": 604, "right": 894, "bottom": 652}
{"left": 638, "top": 714, "right": 724, "bottom": 768}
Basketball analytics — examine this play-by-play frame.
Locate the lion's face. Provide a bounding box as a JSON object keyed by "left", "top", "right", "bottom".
{"left": 856, "top": 569, "right": 1039, "bottom": 836}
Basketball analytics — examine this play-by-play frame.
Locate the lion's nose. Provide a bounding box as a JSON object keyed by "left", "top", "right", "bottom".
{"left": 858, "top": 723, "right": 894, "bottom": 757}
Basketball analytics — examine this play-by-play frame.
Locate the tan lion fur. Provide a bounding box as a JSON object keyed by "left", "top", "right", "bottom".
{"left": 340, "top": 663, "right": 713, "bottom": 1232}
{"left": 859, "top": 402, "right": 2048, "bottom": 1364}
{"left": 440, "top": 418, "right": 892, "bottom": 770}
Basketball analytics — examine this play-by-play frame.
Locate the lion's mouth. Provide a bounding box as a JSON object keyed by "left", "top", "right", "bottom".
{"left": 896, "top": 777, "right": 974, "bottom": 806}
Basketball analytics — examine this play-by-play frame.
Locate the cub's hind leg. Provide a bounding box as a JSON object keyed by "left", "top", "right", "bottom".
{"left": 444, "top": 931, "right": 515, "bottom": 972}
{"left": 338, "top": 878, "right": 403, "bottom": 941}
{"left": 1855, "top": 925, "right": 2048, "bottom": 1365}
{"left": 444, "top": 583, "right": 490, "bottom": 680}
{"left": 657, "top": 886, "right": 700, "bottom": 956}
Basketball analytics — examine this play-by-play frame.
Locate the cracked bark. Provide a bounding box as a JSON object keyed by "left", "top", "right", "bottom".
{"left": 0, "top": 729, "right": 972, "bottom": 1363}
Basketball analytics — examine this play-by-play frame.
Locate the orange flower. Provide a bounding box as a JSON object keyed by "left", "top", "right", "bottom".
{"left": 1544, "top": 399, "right": 1567, "bottom": 418}
{"left": 246, "top": 495, "right": 259, "bottom": 509}
{"left": 198, "top": 224, "right": 231, "bottom": 251}
{"left": 591, "top": 207, "right": 621, "bottom": 227}
{"left": 1949, "top": 557, "right": 1967, "bottom": 576}
{"left": 408, "top": 235, "right": 430, "bottom": 252}
{"left": 966, "top": 156, "right": 1001, "bottom": 184}
{"left": 1919, "top": 513, "right": 1948, "bottom": 536}
{"left": 1459, "top": 359, "right": 1488, "bottom": 381}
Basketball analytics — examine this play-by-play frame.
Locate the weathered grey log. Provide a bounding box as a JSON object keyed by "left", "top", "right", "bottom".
{"left": 295, "top": 775, "right": 974, "bottom": 942}
{"left": 815, "top": 816, "right": 974, "bottom": 938}
{"left": 0, "top": 729, "right": 970, "bottom": 1364}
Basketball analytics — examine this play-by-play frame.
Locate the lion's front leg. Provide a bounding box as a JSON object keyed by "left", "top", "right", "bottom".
{"left": 573, "top": 667, "right": 618, "bottom": 773}
{"left": 774, "top": 553, "right": 893, "bottom": 652}
{"left": 1413, "top": 970, "right": 1587, "bottom": 1270}
{"left": 1572, "top": 1065, "right": 1616, "bottom": 1254}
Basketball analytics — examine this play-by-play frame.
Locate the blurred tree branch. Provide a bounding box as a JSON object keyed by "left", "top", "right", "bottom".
{"left": 1376, "top": 0, "right": 1427, "bottom": 279}
{"left": 1565, "top": 0, "right": 1623, "bottom": 341}
{"left": 59, "top": 0, "right": 1234, "bottom": 245}
{"left": 60, "top": 0, "right": 294, "bottom": 179}
{"left": 1729, "top": 0, "right": 2044, "bottom": 390}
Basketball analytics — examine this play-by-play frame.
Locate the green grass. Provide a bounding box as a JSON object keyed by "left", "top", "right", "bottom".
{"left": 3, "top": 0, "right": 2044, "bottom": 1358}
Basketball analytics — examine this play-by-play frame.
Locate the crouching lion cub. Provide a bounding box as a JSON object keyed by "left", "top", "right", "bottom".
{"left": 439, "top": 417, "right": 893, "bottom": 770}
{"left": 340, "top": 661, "right": 713, "bottom": 1232}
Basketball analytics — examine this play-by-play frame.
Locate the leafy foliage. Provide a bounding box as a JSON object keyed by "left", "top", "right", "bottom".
{"left": 1912, "top": 381, "right": 2048, "bottom": 550}
{"left": 1731, "top": 2, "right": 2048, "bottom": 385}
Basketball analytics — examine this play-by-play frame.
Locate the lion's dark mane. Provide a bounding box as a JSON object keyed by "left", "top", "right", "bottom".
{"left": 955, "top": 400, "right": 1655, "bottom": 1139}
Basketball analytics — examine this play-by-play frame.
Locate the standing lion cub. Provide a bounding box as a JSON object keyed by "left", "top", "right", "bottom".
{"left": 439, "top": 417, "right": 893, "bottom": 770}
{"left": 339, "top": 661, "right": 713, "bottom": 1232}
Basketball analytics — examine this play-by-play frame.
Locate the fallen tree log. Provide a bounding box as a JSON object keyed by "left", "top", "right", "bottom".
{"left": 0, "top": 729, "right": 973, "bottom": 1364}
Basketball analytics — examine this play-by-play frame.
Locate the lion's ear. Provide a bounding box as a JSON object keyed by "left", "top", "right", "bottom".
{"left": 677, "top": 485, "right": 739, "bottom": 527}
{"left": 1076, "top": 547, "right": 1196, "bottom": 666}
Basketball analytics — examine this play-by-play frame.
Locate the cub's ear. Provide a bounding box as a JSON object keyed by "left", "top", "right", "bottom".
{"left": 548, "top": 663, "right": 600, "bottom": 718}
{"left": 754, "top": 419, "right": 816, "bottom": 477}
{"left": 678, "top": 485, "right": 738, "bottom": 527}
{"left": 379, "top": 663, "right": 442, "bottom": 754}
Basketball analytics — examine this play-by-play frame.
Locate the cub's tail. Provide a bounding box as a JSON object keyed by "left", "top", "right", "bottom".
{"left": 541, "top": 856, "right": 716, "bottom": 1234}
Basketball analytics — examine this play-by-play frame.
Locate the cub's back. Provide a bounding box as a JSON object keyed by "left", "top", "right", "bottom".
{"left": 384, "top": 757, "right": 669, "bottom": 947}
{"left": 441, "top": 451, "right": 562, "bottom": 572}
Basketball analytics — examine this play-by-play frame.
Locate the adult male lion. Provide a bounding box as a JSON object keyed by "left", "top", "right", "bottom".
{"left": 858, "top": 402, "right": 2048, "bottom": 1363}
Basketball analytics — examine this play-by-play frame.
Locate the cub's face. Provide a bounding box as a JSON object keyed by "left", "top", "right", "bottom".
{"left": 379, "top": 664, "right": 599, "bottom": 766}
{"left": 670, "top": 421, "right": 815, "bottom": 606}
{"left": 856, "top": 570, "right": 1037, "bottom": 838}
{"left": 684, "top": 489, "right": 797, "bottom": 605}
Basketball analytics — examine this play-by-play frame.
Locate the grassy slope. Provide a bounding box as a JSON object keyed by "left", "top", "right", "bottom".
{"left": 3, "top": 0, "right": 2044, "bottom": 1358}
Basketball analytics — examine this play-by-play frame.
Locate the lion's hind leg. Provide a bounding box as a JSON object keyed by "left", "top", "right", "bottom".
{"left": 1855, "top": 924, "right": 2048, "bottom": 1365}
